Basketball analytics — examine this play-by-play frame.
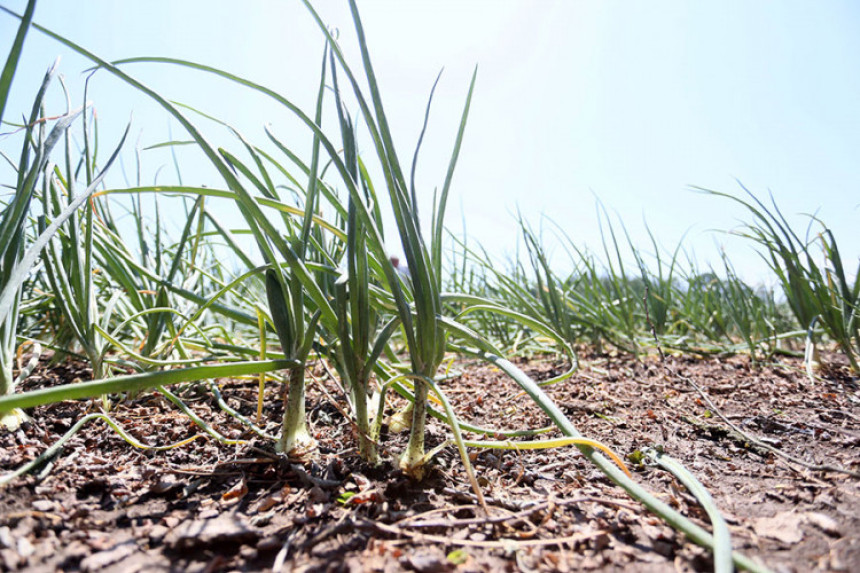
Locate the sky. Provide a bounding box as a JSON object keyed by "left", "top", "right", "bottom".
{"left": 1, "top": 0, "right": 858, "bottom": 285}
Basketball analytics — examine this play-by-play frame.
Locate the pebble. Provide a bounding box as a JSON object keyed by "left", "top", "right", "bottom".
{"left": 32, "top": 499, "right": 56, "bottom": 512}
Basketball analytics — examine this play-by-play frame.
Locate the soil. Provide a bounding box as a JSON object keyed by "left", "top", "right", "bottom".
{"left": 1, "top": 349, "right": 858, "bottom": 572}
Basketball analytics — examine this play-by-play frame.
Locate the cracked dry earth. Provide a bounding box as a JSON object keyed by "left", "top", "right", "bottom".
{"left": 0, "top": 349, "right": 858, "bottom": 572}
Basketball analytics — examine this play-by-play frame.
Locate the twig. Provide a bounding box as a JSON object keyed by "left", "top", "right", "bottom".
{"left": 400, "top": 495, "right": 640, "bottom": 529}
{"left": 272, "top": 530, "right": 297, "bottom": 573}
{"left": 362, "top": 518, "right": 607, "bottom": 550}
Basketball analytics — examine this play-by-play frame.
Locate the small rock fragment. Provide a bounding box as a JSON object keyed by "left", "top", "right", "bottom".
{"left": 79, "top": 539, "right": 137, "bottom": 572}
{"left": 309, "top": 486, "right": 329, "bottom": 503}
{"left": 164, "top": 514, "right": 258, "bottom": 550}
{"left": 31, "top": 499, "right": 56, "bottom": 512}
{"left": 256, "top": 536, "right": 282, "bottom": 552}
{"left": 149, "top": 475, "right": 183, "bottom": 495}
{"left": 753, "top": 512, "right": 804, "bottom": 544}
{"left": 15, "top": 537, "right": 34, "bottom": 558}
{"left": 0, "top": 527, "right": 13, "bottom": 549}
{"left": 805, "top": 512, "right": 841, "bottom": 537}
{"left": 148, "top": 524, "right": 169, "bottom": 543}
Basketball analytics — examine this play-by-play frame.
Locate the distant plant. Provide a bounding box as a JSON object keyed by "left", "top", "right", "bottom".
{"left": 0, "top": 1, "right": 127, "bottom": 428}
{"left": 704, "top": 185, "right": 859, "bottom": 371}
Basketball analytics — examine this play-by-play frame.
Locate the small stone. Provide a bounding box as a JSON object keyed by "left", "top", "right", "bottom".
{"left": 164, "top": 514, "right": 258, "bottom": 549}
{"left": 805, "top": 512, "right": 841, "bottom": 537}
{"left": 240, "top": 545, "right": 257, "bottom": 560}
{"left": 79, "top": 540, "right": 137, "bottom": 572}
{"left": 16, "top": 537, "right": 34, "bottom": 558}
{"left": 308, "top": 486, "right": 328, "bottom": 503}
{"left": 148, "top": 525, "right": 169, "bottom": 543}
{"left": 652, "top": 539, "right": 675, "bottom": 557}
{"left": 0, "top": 548, "right": 20, "bottom": 571}
{"left": 0, "top": 527, "right": 13, "bottom": 549}
{"left": 31, "top": 499, "right": 56, "bottom": 512}
{"left": 149, "top": 476, "right": 182, "bottom": 495}
{"left": 256, "top": 536, "right": 282, "bottom": 552}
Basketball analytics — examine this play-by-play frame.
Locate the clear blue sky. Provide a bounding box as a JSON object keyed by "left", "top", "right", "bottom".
{"left": 2, "top": 1, "right": 858, "bottom": 284}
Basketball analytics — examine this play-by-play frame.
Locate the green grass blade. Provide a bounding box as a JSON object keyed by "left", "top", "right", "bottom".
{"left": 0, "top": 0, "right": 36, "bottom": 125}
{"left": 644, "top": 447, "right": 733, "bottom": 573}
{"left": 0, "top": 359, "right": 297, "bottom": 413}
{"left": 432, "top": 67, "right": 477, "bottom": 277}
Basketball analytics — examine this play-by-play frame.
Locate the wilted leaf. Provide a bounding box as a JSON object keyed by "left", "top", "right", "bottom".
{"left": 447, "top": 549, "right": 468, "bottom": 565}
{"left": 221, "top": 477, "right": 248, "bottom": 504}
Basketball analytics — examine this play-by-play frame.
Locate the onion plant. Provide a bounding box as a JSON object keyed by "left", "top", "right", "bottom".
{"left": 704, "top": 185, "right": 859, "bottom": 371}
{"left": 0, "top": 3, "right": 122, "bottom": 427}
{"left": 0, "top": 94, "right": 127, "bottom": 428}
{"left": 676, "top": 267, "right": 735, "bottom": 348}
{"left": 444, "top": 238, "right": 525, "bottom": 351}
{"left": 88, "top": 191, "right": 253, "bottom": 360}
{"left": 496, "top": 213, "right": 645, "bottom": 355}
{"left": 311, "top": 0, "right": 477, "bottom": 477}
{"left": 323, "top": 61, "right": 400, "bottom": 465}
{"left": 0, "top": 0, "right": 37, "bottom": 431}
{"left": 221, "top": 98, "right": 332, "bottom": 455}
{"left": 38, "top": 78, "right": 113, "bottom": 381}
{"left": 715, "top": 252, "right": 780, "bottom": 362}
{"left": 623, "top": 221, "right": 683, "bottom": 338}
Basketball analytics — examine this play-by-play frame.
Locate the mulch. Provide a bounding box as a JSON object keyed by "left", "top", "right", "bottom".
{"left": 1, "top": 348, "right": 858, "bottom": 572}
